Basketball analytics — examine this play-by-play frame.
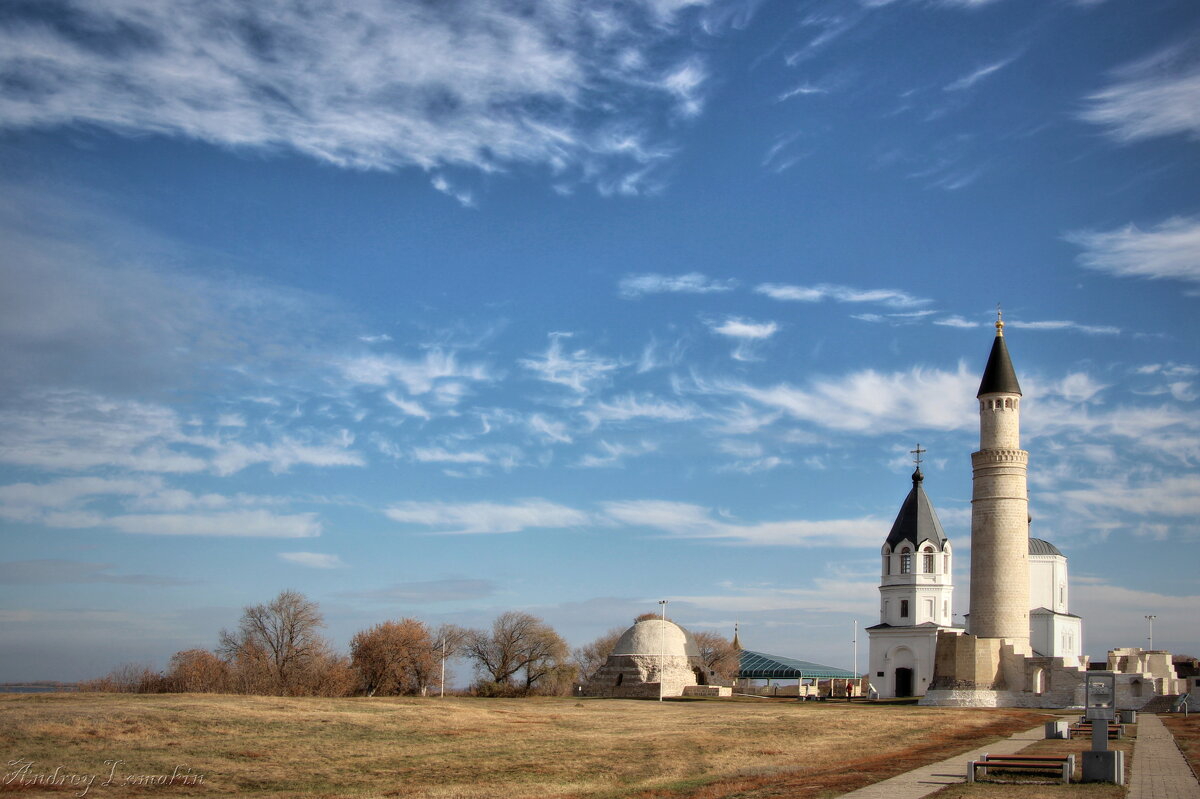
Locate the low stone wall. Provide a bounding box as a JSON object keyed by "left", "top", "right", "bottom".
{"left": 682, "top": 685, "right": 731, "bottom": 697}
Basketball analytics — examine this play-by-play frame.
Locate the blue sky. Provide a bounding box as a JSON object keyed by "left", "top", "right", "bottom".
{"left": 1, "top": 0, "right": 1197, "bottom": 683}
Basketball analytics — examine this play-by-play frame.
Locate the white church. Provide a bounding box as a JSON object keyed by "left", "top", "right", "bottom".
{"left": 866, "top": 316, "right": 1082, "bottom": 700}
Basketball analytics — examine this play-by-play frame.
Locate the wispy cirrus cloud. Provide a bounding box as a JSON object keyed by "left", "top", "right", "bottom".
{"left": 110, "top": 510, "right": 322, "bottom": 538}
{"left": 944, "top": 56, "right": 1017, "bottom": 92}
{"left": 755, "top": 283, "right": 929, "bottom": 308}
{"left": 0, "top": 0, "right": 729, "bottom": 194}
{"left": 577, "top": 439, "right": 658, "bottom": 468}
{"left": 520, "top": 333, "right": 619, "bottom": 395}
{"left": 279, "top": 552, "right": 346, "bottom": 569}
{"left": 602, "top": 500, "right": 885, "bottom": 546}
{"left": 706, "top": 316, "right": 779, "bottom": 361}
{"left": 584, "top": 394, "right": 700, "bottom": 427}
{"left": 1080, "top": 41, "right": 1200, "bottom": 143}
{"left": 1006, "top": 319, "right": 1121, "bottom": 336}
{"left": 0, "top": 560, "right": 180, "bottom": 586}
{"left": 618, "top": 272, "right": 738, "bottom": 297}
{"left": 698, "top": 364, "right": 978, "bottom": 434}
{"left": 1067, "top": 216, "right": 1200, "bottom": 285}
{"left": 384, "top": 499, "right": 590, "bottom": 534}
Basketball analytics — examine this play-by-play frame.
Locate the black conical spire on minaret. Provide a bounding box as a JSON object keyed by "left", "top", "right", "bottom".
{"left": 977, "top": 309, "right": 1022, "bottom": 397}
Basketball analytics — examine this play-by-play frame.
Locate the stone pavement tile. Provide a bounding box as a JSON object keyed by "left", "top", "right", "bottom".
{"left": 1128, "top": 714, "right": 1200, "bottom": 799}
{"left": 836, "top": 725, "right": 1044, "bottom": 799}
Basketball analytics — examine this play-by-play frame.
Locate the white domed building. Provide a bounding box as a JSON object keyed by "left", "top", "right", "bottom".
{"left": 581, "top": 617, "right": 728, "bottom": 698}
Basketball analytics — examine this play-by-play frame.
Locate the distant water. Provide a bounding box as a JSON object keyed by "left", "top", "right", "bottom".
{"left": 0, "top": 684, "right": 78, "bottom": 693}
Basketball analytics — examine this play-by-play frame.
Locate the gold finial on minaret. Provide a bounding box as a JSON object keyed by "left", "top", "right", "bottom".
{"left": 995, "top": 304, "right": 1004, "bottom": 336}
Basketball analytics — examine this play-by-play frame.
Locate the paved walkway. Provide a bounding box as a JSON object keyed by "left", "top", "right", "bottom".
{"left": 836, "top": 724, "right": 1045, "bottom": 799}
{"left": 1128, "top": 714, "right": 1200, "bottom": 799}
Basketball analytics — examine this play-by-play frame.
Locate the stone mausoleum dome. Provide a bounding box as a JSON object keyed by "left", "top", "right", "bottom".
{"left": 580, "top": 616, "right": 715, "bottom": 698}
{"left": 611, "top": 618, "right": 701, "bottom": 659}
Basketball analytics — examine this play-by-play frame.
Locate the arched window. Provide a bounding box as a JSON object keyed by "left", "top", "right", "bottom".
{"left": 1032, "top": 668, "right": 1045, "bottom": 695}
{"left": 923, "top": 552, "right": 934, "bottom": 574}
{"left": 900, "top": 548, "right": 911, "bottom": 574}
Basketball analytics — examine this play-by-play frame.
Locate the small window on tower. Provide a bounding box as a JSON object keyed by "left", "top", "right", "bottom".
{"left": 900, "top": 552, "right": 911, "bottom": 574}
{"left": 900, "top": 600, "right": 909, "bottom": 619}
{"left": 923, "top": 553, "right": 934, "bottom": 573}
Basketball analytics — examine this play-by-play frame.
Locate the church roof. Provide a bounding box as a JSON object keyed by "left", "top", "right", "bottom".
{"left": 977, "top": 328, "right": 1022, "bottom": 397}
{"left": 737, "top": 649, "right": 856, "bottom": 680}
{"left": 885, "top": 468, "right": 948, "bottom": 550}
{"left": 1029, "top": 537, "right": 1063, "bottom": 556}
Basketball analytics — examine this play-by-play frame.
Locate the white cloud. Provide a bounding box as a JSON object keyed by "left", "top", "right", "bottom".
{"left": 1081, "top": 43, "right": 1200, "bottom": 143}
{"left": 0, "top": 0, "right": 724, "bottom": 193}
{"left": 708, "top": 364, "right": 977, "bottom": 434}
{"left": 706, "top": 317, "right": 779, "bottom": 361}
{"left": 1006, "top": 319, "right": 1121, "bottom": 335}
{"left": 528, "top": 414, "right": 573, "bottom": 444}
{"left": 754, "top": 283, "right": 928, "bottom": 308}
{"left": 1067, "top": 216, "right": 1200, "bottom": 285}
{"left": 584, "top": 394, "right": 700, "bottom": 426}
{"left": 602, "top": 500, "right": 886, "bottom": 547}
{"left": 384, "top": 392, "right": 433, "bottom": 420}
{"left": 340, "top": 350, "right": 491, "bottom": 395}
{"left": 384, "top": 499, "right": 589, "bottom": 534}
{"left": 520, "top": 333, "right": 619, "bottom": 395}
{"left": 944, "top": 56, "right": 1016, "bottom": 92}
{"left": 618, "top": 272, "right": 737, "bottom": 297}
{"left": 209, "top": 432, "right": 364, "bottom": 476}
{"left": 577, "top": 440, "right": 658, "bottom": 468}
{"left": 279, "top": 552, "right": 345, "bottom": 569}
{"left": 707, "top": 317, "right": 778, "bottom": 339}
{"left": 110, "top": 510, "right": 322, "bottom": 538}
{"left": 934, "top": 315, "right": 981, "bottom": 328}
{"left": 411, "top": 447, "right": 492, "bottom": 465}
{"left": 1055, "top": 475, "right": 1200, "bottom": 519}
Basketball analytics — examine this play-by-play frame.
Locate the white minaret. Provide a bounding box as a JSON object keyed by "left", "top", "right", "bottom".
{"left": 968, "top": 312, "right": 1030, "bottom": 649}
{"left": 868, "top": 446, "right": 956, "bottom": 697}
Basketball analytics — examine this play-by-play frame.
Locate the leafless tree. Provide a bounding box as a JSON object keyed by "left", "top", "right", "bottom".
{"left": 693, "top": 631, "right": 740, "bottom": 681}
{"left": 572, "top": 626, "right": 624, "bottom": 681}
{"left": 218, "top": 589, "right": 328, "bottom": 696}
{"left": 463, "top": 611, "right": 569, "bottom": 693}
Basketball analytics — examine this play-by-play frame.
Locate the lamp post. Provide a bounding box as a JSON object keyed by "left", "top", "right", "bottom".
{"left": 659, "top": 600, "right": 668, "bottom": 703}
{"left": 853, "top": 619, "right": 858, "bottom": 697}
{"left": 440, "top": 636, "right": 446, "bottom": 698}
{"left": 1145, "top": 615, "right": 1157, "bottom": 651}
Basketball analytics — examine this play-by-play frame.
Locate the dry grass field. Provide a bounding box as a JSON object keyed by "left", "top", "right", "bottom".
{"left": 0, "top": 693, "right": 1051, "bottom": 799}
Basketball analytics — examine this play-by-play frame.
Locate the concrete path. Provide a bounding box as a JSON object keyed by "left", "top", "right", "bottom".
{"left": 1128, "top": 714, "right": 1200, "bottom": 799}
{"left": 835, "top": 724, "right": 1045, "bottom": 799}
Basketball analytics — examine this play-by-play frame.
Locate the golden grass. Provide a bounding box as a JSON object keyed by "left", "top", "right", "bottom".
{"left": 0, "top": 694, "right": 1048, "bottom": 799}
{"left": 1161, "top": 713, "right": 1200, "bottom": 780}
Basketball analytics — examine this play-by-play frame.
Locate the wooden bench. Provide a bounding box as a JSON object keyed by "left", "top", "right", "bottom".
{"left": 967, "top": 753, "right": 1074, "bottom": 784}
{"left": 1069, "top": 722, "right": 1124, "bottom": 739}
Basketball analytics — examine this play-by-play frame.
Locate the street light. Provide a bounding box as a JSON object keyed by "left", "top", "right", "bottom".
{"left": 659, "top": 600, "right": 668, "bottom": 703}
{"left": 1145, "top": 615, "right": 1157, "bottom": 651}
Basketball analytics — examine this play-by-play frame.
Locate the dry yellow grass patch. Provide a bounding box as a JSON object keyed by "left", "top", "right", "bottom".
{"left": 1, "top": 693, "right": 1045, "bottom": 799}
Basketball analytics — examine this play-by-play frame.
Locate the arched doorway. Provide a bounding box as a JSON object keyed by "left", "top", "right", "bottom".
{"left": 890, "top": 646, "right": 916, "bottom": 698}
{"left": 895, "top": 668, "right": 914, "bottom": 697}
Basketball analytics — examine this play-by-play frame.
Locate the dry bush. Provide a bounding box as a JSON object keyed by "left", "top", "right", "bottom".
{"left": 350, "top": 618, "right": 438, "bottom": 696}
{"left": 693, "top": 631, "right": 739, "bottom": 681}
{"left": 78, "top": 663, "right": 165, "bottom": 693}
{"left": 166, "top": 649, "right": 230, "bottom": 693}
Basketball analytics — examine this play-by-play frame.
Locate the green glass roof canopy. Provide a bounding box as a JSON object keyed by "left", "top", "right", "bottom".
{"left": 738, "top": 649, "right": 857, "bottom": 680}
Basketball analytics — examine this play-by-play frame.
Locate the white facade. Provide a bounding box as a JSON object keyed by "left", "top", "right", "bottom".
{"left": 1027, "top": 538, "right": 1083, "bottom": 660}
{"left": 868, "top": 467, "right": 958, "bottom": 698}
